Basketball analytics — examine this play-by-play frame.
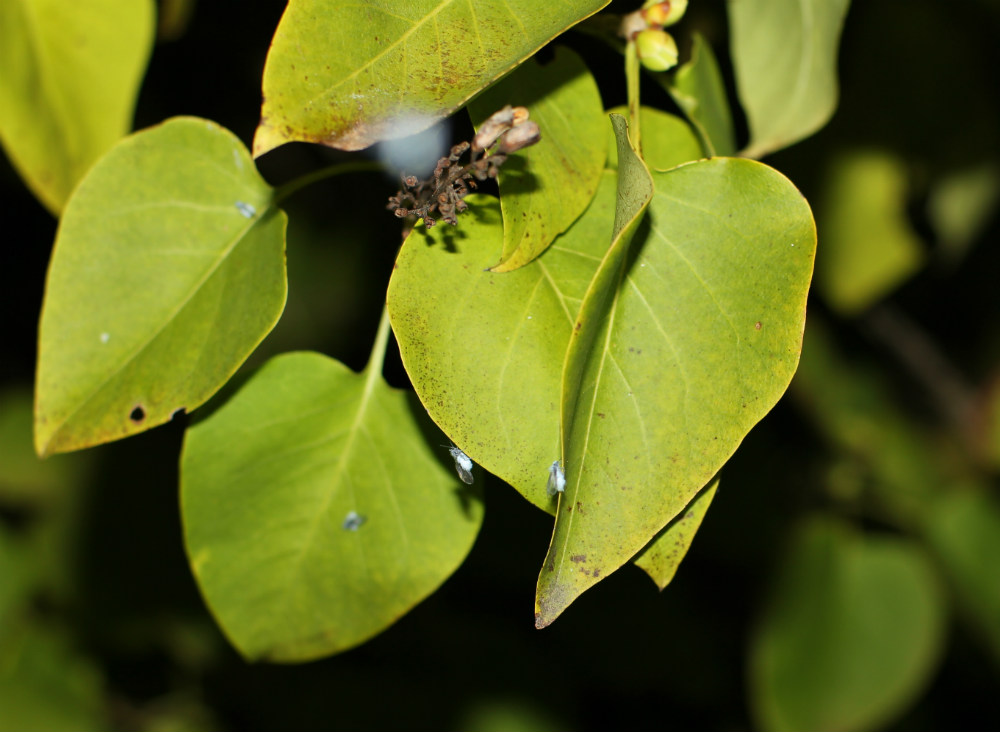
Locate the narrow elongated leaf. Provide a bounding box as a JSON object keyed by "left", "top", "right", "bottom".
{"left": 750, "top": 518, "right": 945, "bottom": 732}
{"left": 728, "top": 0, "right": 850, "bottom": 158}
{"left": 468, "top": 47, "right": 606, "bottom": 272}
{"left": 666, "top": 34, "right": 736, "bottom": 157}
{"left": 536, "top": 114, "right": 652, "bottom": 625}
{"left": 253, "top": 0, "right": 610, "bottom": 156}
{"left": 181, "top": 351, "right": 483, "bottom": 661}
{"left": 536, "top": 123, "right": 816, "bottom": 626}
{"left": 35, "top": 117, "right": 287, "bottom": 455}
{"left": 0, "top": 0, "right": 154, "bottom": 214}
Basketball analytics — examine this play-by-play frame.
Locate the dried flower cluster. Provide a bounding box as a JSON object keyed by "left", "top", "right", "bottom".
{"left": 387, "top": 106, "right": 541, "bottom": 229}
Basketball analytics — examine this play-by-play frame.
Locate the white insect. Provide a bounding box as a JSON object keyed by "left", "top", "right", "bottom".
{"left": 235, "top": 201, "right": 256, "bottom": 218}
{"left": 447, "top": 446, "right": 475, "bottom": 485}
{"left": 547, "top": 459, "right": 566, "bottom": 497}
{"left": 342, "top": 511, "right": 365, "bottom": 531}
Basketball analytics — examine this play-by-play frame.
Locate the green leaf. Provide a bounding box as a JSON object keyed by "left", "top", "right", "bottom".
{"left": 605, "top": 105, "right": 703, "bottom": 172}
{"left": 927, "top": 163, "right": 1000, "bottom": 264}
{"left": 387, "top": 179, "right": 615, "bottom": 511}
{"left": 387, "top": 155, "right": 718, "bottom": 586}
{"left": 666, "top": 33, "right": 736, "bottom": 157}
{"left": 925, "top": 492, "right": 1000, "bottom": 661}
{"left": 35, "top": 117, "right": 287, "bottom": 456}
{"left": 181, "top": 351, "right": 483, "bottom": 662}
{"left": 633, "top": 476, "right": 718, "bottom": 589}
{"left": 749, "top": 517, "right": 946, "bottom": 732}
{"left": 253, "top": 0, "right": 611, "bottom": 156}
{"left": 536, "top": 120, "right": 816, "bottom": 626}
{"left": 728, "top": 0, "right": 851, "bottom": 158}
{"left": 816, "top": 150, "right": 924, "bottom": 315}
{"left": 0, "top": 623, "right": 105, "bottom": 732}
{"left": 0, "top": 0, "right": 154, "bottom": 214}
{"left": 468, "top": 47, "right": 607, "bottom": 272}
{"left": 535, "top": 114, "right": 653, "bottom": 624}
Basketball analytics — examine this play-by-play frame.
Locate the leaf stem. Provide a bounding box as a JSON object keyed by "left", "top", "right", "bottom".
{"left": 363, "top": 302, "right": 393, "bottom": 385}
{"left": 273, "top": 161, "right": 385, "bottom": 205}
{"left": 625, "top": 38, "right": 641, "bottom": 154}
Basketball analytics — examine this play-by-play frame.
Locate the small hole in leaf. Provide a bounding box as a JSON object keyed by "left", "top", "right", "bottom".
{"left": 130, "top": 406, "right": 146, "bottom": 422}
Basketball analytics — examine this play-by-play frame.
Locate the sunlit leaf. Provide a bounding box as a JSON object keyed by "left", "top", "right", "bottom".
{"left": 468, "top": 47, "right": 606, "bottom": 272}
{"left": 181, "top": 351, "right": 483, "bottom": 661}
{"left": 535, "top": 117, "right": 816, "bottom": 626}
{"left": 816, "top": 150, "right": 924, "bottom": 315}
{"left": 0, "top": 0, "right": 154, "bottom": 214}
{"left": 253, "top": 0, "right": 610, "bottom": 156}
{"left": 387, "top": 180, "right": 614, "bottom": 511}
{"left": 666, "top": 33, "right": 736, "bottom": 157}
{"left": 388, "top": 155, "right": 722, "bottom": 595}
{"left": 728, "top": 0, "right": 851, "bottom": 158}
{"left": 35, "top": 117, "right": 287, "bottom": 455}
{"left": 633, "top": 476, "right": 718, "bottom": 589}
{"left": 749, "top": 517, "right": 945, "bottom": 732}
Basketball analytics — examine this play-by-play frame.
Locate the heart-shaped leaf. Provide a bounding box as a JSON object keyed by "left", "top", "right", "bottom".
{"left": 535, "top": 119, "right": 816, "bottom": 626}
{"left": 35, "top": 117, "right": 287, "bottom": 455}
{"left": 253, "top": 0, "right": 610, "bottom": 156}
{"left": 0, "top": 0, "right": 154, "bottom": 214}
{"left": 749, "top": 517, "right": 945, "bottom": 732}
{"left": 181, "top": 350, "right": 483, "bottom": 661}
{"left": 728, "top": 0, "right": 851, "bottom": 158}
{"left": 468, "top": 47, "right": 607, "bottom": 272}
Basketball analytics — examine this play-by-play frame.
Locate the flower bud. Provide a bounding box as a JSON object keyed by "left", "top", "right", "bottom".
{"left": 472, "top": 105, "right": 515, "bottom": 151}
{"left": 635, "top": 28, "right": 678, "bottom": 72}
{"left": 642, "top": 0, "right": 688, "bottom": 28}
{"left": 497, "top": 120, "right": 541, "bottom": 154}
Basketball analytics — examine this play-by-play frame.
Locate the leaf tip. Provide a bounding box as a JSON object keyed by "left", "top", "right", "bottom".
{"left": 252, "top": 120, "right": 284, "bottom": 159}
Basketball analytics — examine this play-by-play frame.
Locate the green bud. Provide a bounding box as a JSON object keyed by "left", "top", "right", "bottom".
{"left": 642, "top": 0, "right": 688, "bottom": 28}
{"left": 635, "top": 28, "right": 678, "bottom": 72}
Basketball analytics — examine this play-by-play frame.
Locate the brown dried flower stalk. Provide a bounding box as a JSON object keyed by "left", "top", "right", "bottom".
{"left": 387, "top": 106, "right": 540, "bottom": 230}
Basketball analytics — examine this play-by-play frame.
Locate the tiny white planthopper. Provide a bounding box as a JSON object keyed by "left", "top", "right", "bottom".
{"left": 342, "top": 511, "right": 366, "bottom": 531}
{"left": 446, "top": 446, "right": 475, "bottom": 485}
{"left": 547, "top": 459, "right": 566, "bottom": 497}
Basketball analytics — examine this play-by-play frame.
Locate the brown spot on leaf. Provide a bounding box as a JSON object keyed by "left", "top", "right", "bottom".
{"left": 755, "top": 321, "right": 762, "bottom": 330}
{"left": 571, "top": 554, "right": 586, "bottom": 563}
